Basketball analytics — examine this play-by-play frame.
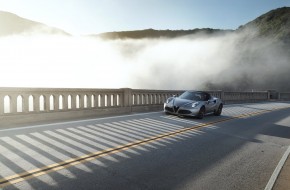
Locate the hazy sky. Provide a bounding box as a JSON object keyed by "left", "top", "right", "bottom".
{"left": 0, "top": 0, "right": 289, "bottom": 35}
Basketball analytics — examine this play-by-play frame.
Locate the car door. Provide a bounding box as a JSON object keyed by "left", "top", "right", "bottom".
{"left": 203, "top": 93, "right": 216, "bottom": 113}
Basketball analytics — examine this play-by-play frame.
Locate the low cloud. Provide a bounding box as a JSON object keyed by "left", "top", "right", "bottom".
{"left": 0, "top": 29, "right": 289, "bottom": 91}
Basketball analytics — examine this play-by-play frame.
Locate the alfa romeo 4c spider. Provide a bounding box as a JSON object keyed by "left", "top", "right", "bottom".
{"left": 164, "top": 91, "right": 223, "bottom": 119}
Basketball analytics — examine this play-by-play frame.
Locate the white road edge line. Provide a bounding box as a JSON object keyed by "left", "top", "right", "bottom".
{"left": 0, "top": 111, "right": 163, "bottom": 132}
{"left": 264, "top": 145, "right": 290, "bottom": 190}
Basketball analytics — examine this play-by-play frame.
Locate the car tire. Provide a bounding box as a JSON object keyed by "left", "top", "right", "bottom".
{"left": 214, "top": 104, "right": 223, "bottom": 116}
{"left": 197, "top": 106, "right": 205, "bottom": 119}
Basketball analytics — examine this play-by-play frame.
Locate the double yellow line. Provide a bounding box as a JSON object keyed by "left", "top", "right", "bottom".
{"left": 0, "top": 106, "right": 289, "bottom": 188}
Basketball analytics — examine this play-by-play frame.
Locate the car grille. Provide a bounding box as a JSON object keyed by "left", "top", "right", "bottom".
{"left": 165, "top": 107, "right": 174, "bottom": 112}
{"left": 178, "top": 110, "right": 191, "bottom": 114}
{"left": 173, "top": 106, "right": 179, "bottom": 112}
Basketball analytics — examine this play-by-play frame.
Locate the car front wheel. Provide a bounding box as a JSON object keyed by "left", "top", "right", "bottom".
{"left": 214, "top": 104, "right": 223, "bottom": 116}
{"left": 197, "top": 106, "right": 205, "bottom": 119}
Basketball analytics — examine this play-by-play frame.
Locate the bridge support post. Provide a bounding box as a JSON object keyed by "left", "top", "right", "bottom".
{"left": 267, "top": 91, "right": 271, "bottom": 100}
{"left": 268, "top": 90, "right": 279, "bottom": 100}
{"left": 121, "top": 88, "right": 132, "bottom": 107}
{"left": 11, "top": 95, "right": 18, "bottom": 113}
{"left": 0, "top": 95, "right": 3, "bottom": 115}
{"left": 219, "top": 90, "right": 224, "bottom": 102}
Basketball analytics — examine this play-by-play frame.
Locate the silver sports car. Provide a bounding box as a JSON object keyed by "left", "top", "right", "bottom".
{"left": 164, "top": 91, "right": 223, "bottom": 119}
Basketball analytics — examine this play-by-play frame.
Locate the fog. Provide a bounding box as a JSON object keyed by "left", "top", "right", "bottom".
{"left": 0, "top": 29, "right": 289, "bottom": 91}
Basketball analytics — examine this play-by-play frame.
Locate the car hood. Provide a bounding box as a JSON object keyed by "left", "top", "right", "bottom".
{"left": 172, "top": 98, "right": 196, "bottom": 107}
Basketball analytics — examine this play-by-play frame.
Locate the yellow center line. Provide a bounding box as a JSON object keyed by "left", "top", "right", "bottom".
{"left": 0, "top": 106, "right": 289, "bottom": 188}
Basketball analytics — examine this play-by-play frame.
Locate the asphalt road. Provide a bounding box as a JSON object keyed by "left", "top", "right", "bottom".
{"left": 0, "top": 102, "right": 290, "bottom": 190}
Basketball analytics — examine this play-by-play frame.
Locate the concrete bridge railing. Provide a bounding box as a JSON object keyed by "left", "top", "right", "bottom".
{"left": 0, "top": 88, "right": 123, "bottom": 114}
{"left": 280, "top": 92, "right": 290, "bottom": 100}
{"left": 0, "top": 87, "right": 289, "bottom": 127}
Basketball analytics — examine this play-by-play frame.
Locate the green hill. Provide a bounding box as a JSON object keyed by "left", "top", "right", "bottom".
{"left": 1, "top": 7, "right": 289, "bottom": 41}
{"left": 95, "top": 28, "right": 232, "bottom": 39}
{"left": 238, "top": 7, "right": 290, "bottom": 43}
{"left": 95, "top": 7, "right": 290, "bottom": 43}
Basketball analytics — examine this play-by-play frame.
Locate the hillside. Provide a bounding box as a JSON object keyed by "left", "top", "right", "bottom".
{"left": 1, "top": 7, "right": 289, "bottom": 41}
{"left": 0, "top": 11, "right": 70, "bottom": 36}
{"left": 95, "top": 7, "right": 290, "bottom": 42}
{"left": 238, "top": 7, "right": 290, "bottom": 43}
{"left": 95, "top": 28, "right": 232, "bottom": 39}
{"left": 203, "top": 7, "right": 290, "bottom": 91}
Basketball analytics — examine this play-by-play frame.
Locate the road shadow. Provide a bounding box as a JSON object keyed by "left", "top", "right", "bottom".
{"left": 0, "top": 105, "right": 290, "bottom": 190}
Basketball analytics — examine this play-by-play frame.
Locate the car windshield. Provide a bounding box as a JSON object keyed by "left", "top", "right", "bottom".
{"left": 179, "top": 91, "right": 203, "bottom": 101}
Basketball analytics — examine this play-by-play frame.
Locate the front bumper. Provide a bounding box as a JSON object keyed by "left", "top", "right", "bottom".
{"left": 164, "top": 103, "right": 200, "bottom": 116}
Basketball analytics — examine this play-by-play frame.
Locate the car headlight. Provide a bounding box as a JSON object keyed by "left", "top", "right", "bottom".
{"left": 192, "top": 102, "right": 199, "bottom": 108}
{"left": 166, "top": 98, "right": 173, "bottom": 104}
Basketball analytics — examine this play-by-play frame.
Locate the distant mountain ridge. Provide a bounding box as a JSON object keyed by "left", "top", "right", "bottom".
{"left": 0, "top": 7, "right": 289, "bottom": 42}
{"left": 95, "top": 28, "right": 233, "bottom": 39}
{"left": 95, "top": 7, "right": 290, "bottom": 41}
{"left": 0, "top": 11, "right": 70, "bottom": 36}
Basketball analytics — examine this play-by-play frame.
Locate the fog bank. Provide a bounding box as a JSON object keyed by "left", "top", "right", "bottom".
{"left": 0, "top": 30, "right": 289, "bottom": 91}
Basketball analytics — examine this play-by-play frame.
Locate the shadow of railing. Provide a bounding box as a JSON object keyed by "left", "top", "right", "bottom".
{"left": 0, "top": 102, "right": 290, "bottom": 189}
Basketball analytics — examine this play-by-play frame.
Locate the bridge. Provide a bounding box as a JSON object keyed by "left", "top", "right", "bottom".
{"left": 1, "top": 87, "right": 290, "bottom": 127}
{"left": 0, "top": 87, "right": 290, "bottom": 190}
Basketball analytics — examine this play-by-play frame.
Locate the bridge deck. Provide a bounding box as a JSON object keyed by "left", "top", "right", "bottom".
{"left": 0, "top": 101, "right": 290, "bottom": 190}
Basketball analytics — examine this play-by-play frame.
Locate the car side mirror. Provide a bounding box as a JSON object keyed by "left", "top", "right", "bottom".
{"left": 173, "top": 95, "right": 177, "bottom": 98}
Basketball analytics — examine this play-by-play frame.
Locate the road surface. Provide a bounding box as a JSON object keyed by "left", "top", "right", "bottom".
{"left": 0, "top": 102, "right": 290, "bottom": 190}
